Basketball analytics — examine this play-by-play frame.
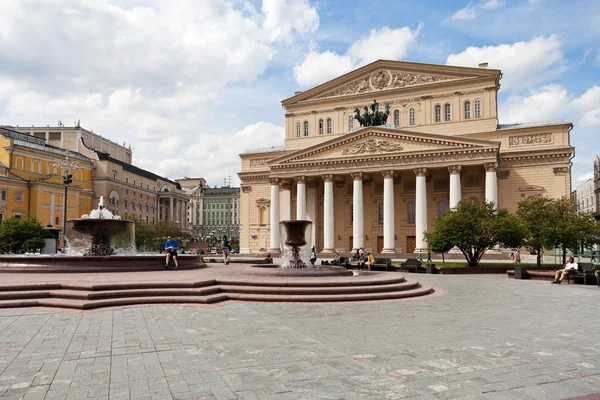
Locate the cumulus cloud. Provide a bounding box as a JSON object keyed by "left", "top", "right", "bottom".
{"left": 452, "top": 3, "right": 478, "bottom": 20}
{"left": 446, "top": 35, "right": 565, "bottom": 90}
{"left": 293, "top": 24, "right": 422, "bottom": 87}
{"left": 0, "top": 0, "right": 318, "bottom": 186}
{"left": 499, "top": 84, "right": 600, "bottom": 128}
{"left": 576, "top": 172, "right": 594, "bottom": 182}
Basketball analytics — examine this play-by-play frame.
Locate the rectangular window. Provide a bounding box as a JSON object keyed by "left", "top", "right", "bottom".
{"left": 1, "top": 190, "right": 6, "bottom": 201}
{"left": 113, "top": 172, "right": 116, "bottom": 179}
{"left": 435, "top": 106, "right": 441, "bottom": 122}
{"left": 474, "top": 100, "right": 481, "bottom": 118}
{"left": 303, "top": 122, "right": 309, "bottom": 136}
{"left": 296, "top": 122, "right": 301, "bottom": 137}
{"left": 55, "top": 216, "right": 60, "bottom": 225}
{"left": 318, "top": 119, "right": 324, "bottom": 135}
{"left": 133, "top": 179, "right": 136, "bottom": 185}
{"left": 327, "top": 118, "right": 332, "bottom": 134}
{"left": 126, "top": 177, "right": 129, "bottom": 183}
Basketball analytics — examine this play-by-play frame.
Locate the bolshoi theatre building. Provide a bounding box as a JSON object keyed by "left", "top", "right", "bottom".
{"left": 238, "top": 60, "right": 573, "bottom": 255}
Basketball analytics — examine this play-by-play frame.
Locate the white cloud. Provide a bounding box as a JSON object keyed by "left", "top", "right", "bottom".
{"left": 293, "top": 24, "right": 422, "bottom": 87}
{"left": 452, "top": 3, "right": 477, "bottom": 20}
{"left": 499, "top": 84, "right": 600, "bottom": 128}
{"left": 576, "top": 172, "right": 594, "bottom": 182}
{"left": 481, "top": 0, "right": 503, "bottom": 9}
{"left": 446, "top": 35, "right": 565, "bottom": 90}
{"left": 0, "top": 0, "right": 318, "bottom": 186}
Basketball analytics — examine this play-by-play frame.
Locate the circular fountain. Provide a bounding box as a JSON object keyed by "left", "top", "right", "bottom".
{"left": 0, "top": 196, "right": 206, "bottom": 273}
{"left": 244, "top": 220, "right": 352, "bottom": 277}
{"left": 66, "top": 197, "right": 135, "bottom": 256}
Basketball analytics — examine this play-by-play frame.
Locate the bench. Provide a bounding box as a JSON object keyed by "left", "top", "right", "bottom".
{"left": 400, "top": 258, "right": 424, "bottom": 273}
{"left": 565, "top": 262, "right": 598, "bottom": 285}
{"left": 371, "top": 258, "right": 394, "bottom": 272}
{"left": 321, "top": 256, "right": 351, "bottom": 268}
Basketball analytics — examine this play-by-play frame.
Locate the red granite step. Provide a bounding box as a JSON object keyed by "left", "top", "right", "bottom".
{"left": 226, "top": 285, "right": 434, "bottom": 302}
{"left": 219, "top": 279, "right": 420, "bottom": 295}
{"left": 217, "top": 275, "right": 407, "bottom": 287}
{"left": 47, "top": 287, "right": 222, "bottom": 300}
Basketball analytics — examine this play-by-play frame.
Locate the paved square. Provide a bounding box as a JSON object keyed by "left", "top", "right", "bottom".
{"left": 0, "top": 273, "right": 599, "bottom": 399}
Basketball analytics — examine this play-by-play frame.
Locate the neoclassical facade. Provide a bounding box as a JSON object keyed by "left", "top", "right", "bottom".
{"left": 238, "top": 60, "right": 573, "bottom": 254}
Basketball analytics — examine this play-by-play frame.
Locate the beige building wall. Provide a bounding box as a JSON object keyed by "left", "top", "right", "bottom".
{"left": 239, "top": 60, "right": 574, "bottom": 254}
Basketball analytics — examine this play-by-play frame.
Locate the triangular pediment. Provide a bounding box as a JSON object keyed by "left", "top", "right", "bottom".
{"left": 269, "top": 127, "right": 500, "bottom": 166}
{"left": 283, "top": 60, "right": 500, "bottom": 105}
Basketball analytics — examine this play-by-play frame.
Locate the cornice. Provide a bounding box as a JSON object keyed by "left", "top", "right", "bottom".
{"left": 270, "top": 148, "right": 498, "bottom": 175}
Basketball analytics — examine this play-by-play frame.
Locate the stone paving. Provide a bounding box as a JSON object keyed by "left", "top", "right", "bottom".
{"left": 0, "top": 270, "right": 599, "bottom": 399}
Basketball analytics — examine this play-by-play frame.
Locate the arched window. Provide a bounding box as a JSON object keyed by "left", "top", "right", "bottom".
{"left": 303, "top": 121, "right": 309, "bottom": 136}
{"left": 444, "top": 104, "right": 451, "bottom": 121}
{"left": 474, "top": 99, "right": 481, "bottom": 118}
{"left": 438, "top": 201, "right": 447, "bottom": 217}
{"left": 318, "top": 119, "right": 324, "bottom": 135}
{"left": 464, "top": 101, "right": 471, "bottom": 119}
{"left": 348, "top": 115, "right": 354, "bottom": 132}
{"left": 295, "top": 121, "right": 301, "bottom": 137}
{"left": 407, "top": 202, "right": 415, "bottom": 221}
{"left": 326, "top": 118, "right": 333, "bottom": 134}
{"left": 124, "top": 199, "right": 128, "bottom": 209}
{"left": 435, "top": 105, "right": 441, "bottom": 122}
{"left": 393, "top": 110, "right": 400, "bottom": 128}
{"left": 378, "top": 203, "right": 384, "bottom": 223}
{"left": 76, "top": 170, "right": 83, "bottom": 181}
{"left": 15, "top": 157, "right": 24, "bottom": 170}
{"left": 409, "top": 108, "right": 415, "bottom": 125}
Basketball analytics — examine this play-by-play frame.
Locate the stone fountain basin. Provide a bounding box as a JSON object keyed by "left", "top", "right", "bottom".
{"left": 70, "top": 219, "right": 133, "bottom": 236}
{"left": 243, "top": 265, "right": 353, "bottom": 277}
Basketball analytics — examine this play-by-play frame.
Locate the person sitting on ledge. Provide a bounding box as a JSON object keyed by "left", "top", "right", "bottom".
{"left": 366, "top": 252, "right": 375, "bottom": 271}
{"left": 331, "top": 251, "right": 341, "bottom": 265}
{"left": 552, "top": 256, "right": 578, "bottom": 284}
{"left": 164, "top": 235, "right": 179, "bottom": 270}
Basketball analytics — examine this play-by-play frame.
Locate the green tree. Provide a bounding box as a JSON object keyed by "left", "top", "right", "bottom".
{"left": 517, "top": 195, "right": 558, "bottom": 267}
{"left": 23, "top": 237, "right": 46, "bottom": 253}
{"left": 0, "top": 217, "right": 44, "bottom": 253}
{"left": 552, "top": 196, "right": 599, "bottom": 264}
{"left": 425, "top": 200, "right": 525, "bottom": 267}
{"left": 424, "top": 229, "right": 453, "bottom": 268}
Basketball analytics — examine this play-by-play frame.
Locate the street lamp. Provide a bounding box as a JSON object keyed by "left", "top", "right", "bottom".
{"left": 53, "top": 150, "right": 80, "bottom": 250}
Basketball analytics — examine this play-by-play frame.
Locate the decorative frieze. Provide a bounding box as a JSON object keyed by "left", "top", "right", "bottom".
{"left": 250, "top": 158, "right": 270, "bottom": 167}
{"left": 508, "top": 133, "right": 552, "bottom": 147}
{"left": 553, "top": 167, "right": 569, "bottom": 174}
{"left": 499, "top": 153, "right": 571, "bottom": 168}
{"left": 465, "top": 176, "right": 483, "bottom": 187}
{"left": 241, "top": 185, "right": 252, "bottom": 193}
{"left": 342, "top": 138, "right": 403, "bottom": 155}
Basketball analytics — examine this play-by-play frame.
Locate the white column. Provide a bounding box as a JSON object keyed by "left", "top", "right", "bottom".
{"left": 296, "top": 176, "right": 306, "bottom": 220}
{"left": 448, "top": 165, "right": 462, "bottom": 209}
{"left": 485, "top": 163, "right": 499, "bottom": 211}
{"left": 382, "top": 170, "right": 395, "bottom": 254}
{"left": 169, "top": 197, "right": 174, "bottom": 221}
{"left": 269, "top": 178, "right": 280, "bottom": 252}
{"left": 415, "top": 168, "right": 428, "bottom": 253}
{"left": 351, "top": 172, "right": 364, "bottom": 251}
{"left": 281, "top": 183, "right": 291, "bottom": 220}
{"left": 306, "top": 184, "right": 317, "bottom": 248}
{"left": 322, "top": 174, "right": 334, "bottom": 253}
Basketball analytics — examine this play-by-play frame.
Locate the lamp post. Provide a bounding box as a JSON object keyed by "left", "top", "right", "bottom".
{"left": 53, "top": 151, "right": 80, "bottom": 250}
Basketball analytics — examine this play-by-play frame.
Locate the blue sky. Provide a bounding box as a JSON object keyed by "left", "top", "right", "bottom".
{"left": 0, "top": 0, "right": 598, "bottom": 187}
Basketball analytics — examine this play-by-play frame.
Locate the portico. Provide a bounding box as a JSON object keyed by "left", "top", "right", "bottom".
{"left": 238, "top": 60, "right": 573, "bottom": 255}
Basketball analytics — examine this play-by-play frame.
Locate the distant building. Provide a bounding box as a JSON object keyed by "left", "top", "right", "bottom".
{"left": 594, "top": 156, "right": 600, "bottom": 221}
{"left": 8, "top": 124, "right": 190, "bottom": 231}
{"left": 0, "top": 126, "right": 94, "bottom": 245}
{"left": 200, "top": 187, "right": 240, "bottom": 241}
{"left": 573, "top": 178, "right": 596, "bottom": 214}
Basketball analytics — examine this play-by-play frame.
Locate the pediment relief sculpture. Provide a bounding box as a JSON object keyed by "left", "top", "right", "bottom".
{"left": 316, "top": 70, "right": 455, "bottom": 99}
{"left": 341, "top": 138, "right": 403, "bottom": 155}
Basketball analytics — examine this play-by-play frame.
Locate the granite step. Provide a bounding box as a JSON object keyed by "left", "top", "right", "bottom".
{"left": 226, "top": 285, "right": 434, "bottom": 302}
{"left": 217, "top": 275, "right": 407, "bottom": 287}
{"left": 219, "top": 279, "right": 420, "bottom": 295}
{"left": 47, "top": 287, "right": 222, "bottom": 300}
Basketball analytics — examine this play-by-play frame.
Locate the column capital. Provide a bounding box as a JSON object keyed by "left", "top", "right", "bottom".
{"left": 448, "top": 165, "right": 462, "bottom": 174}
{"left": 269, "top": 177, "right": 279, "bottom": 185}
{"left": 295, "top": 176, "right": 306, "bottom": 184}
{"left": 414, "top": 167, "right": 427, "bottom": 177}
{"left": 381, "top": 170, "right": 394, "bottom": 179}
{"left": 350, "top": 172, "right": 363, "bottom": 181}
{"left": 484, "top": 162, "right": 498, "bottom": 172}
{"left": 322, "top": 174, "right": 334, "bottom": 182}
{"left": 280, "top": 182, "right": 291, "bottom": 191}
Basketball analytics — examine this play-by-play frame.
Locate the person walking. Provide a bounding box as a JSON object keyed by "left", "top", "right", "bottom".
{"left": 309, "top": 246, "right": 317, "bottom": 266}
{"left": 221, "top": 235, "right": 231, "bottom": 265}
{"left": 164, "top": 235, "right": 179, "bottom": 270}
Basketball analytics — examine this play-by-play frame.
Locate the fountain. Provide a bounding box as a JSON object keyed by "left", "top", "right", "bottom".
{"left": 244, "top": 220, "right": 352, "bottom": 277}
{"left": 0, "top": 196, "right": 206, "bottom": 272}
{"left": 66, "top": 196, "right": 135, "bottom": 256}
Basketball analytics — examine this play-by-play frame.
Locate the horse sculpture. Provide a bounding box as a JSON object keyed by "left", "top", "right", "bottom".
{"left": 353, "top": 100, "right": 391, "bottom": 127}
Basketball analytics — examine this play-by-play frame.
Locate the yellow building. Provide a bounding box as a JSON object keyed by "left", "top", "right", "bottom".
{"left": 238, "top": 60, "right": 574, "bottom": 255}
{"left": 0, "top": 127, "right": 94, "bottom": 238}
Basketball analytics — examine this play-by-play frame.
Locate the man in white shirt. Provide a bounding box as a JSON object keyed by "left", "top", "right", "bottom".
{"left": 552, "top": 257, "right": 578, "bottom": 284}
